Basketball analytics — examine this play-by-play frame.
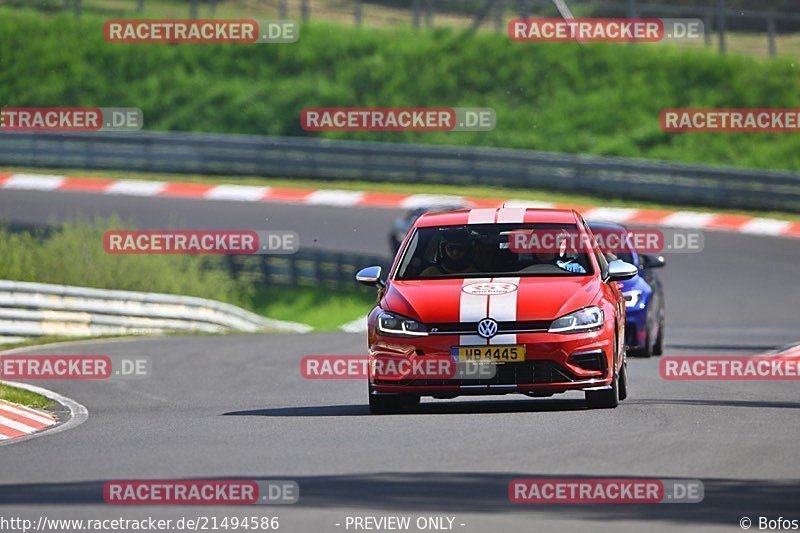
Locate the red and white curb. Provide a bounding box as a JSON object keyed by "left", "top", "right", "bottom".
{"left": 2, "top": 173, "right": 799, "bottom": 239}
{"left": 0, "top": 379, "right": 88, "bottom": 446}
{"left": 0, "top": 399, "right": 56, "bottom": 440}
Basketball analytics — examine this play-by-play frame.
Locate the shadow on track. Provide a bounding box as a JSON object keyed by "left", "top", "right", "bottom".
{"left": 223, "top": 398, "right": 588, "bottom": 417}
{"left": 627, "top": 399, "right": 800, "bottom": 410}
{"left": 1, "top": 474, "right": 798, "bottom": 527}
{"left": 665, "top": 343, "right": 778, "bottom": 352}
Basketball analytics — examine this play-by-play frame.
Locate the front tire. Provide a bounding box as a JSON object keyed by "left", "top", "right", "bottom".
{"left": 368, "top": 383, "right": 420, "bottom": 414}
{"left": 585, "top": 370, "right": 620, "bottom": 409}
{"left": 618, "top": 359, "right": 628, "bottom": 401}
{"left": 652, "top": 321, "right": 664, "bottom": 356}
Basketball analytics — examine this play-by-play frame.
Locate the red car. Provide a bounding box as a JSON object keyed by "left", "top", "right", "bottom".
{"left": 356, "top": 207, "right": 638, "bottom": 413}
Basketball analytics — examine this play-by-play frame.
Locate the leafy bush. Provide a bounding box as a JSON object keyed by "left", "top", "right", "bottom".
{"left": 0, "top": 9, "right": 798, "bottom": 170}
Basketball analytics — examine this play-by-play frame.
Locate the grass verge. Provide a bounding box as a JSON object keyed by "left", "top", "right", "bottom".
{"left": 0, "top": 218, "right": 374, "bottom": 331}
{"left": 252, "top": 287, "right": 374, "bottom": 331}
{"left": 0, "top": 383, "right": 56, "bottom": 409}
{"left": 1, "top": 9, "right": 799, "bottom": 171}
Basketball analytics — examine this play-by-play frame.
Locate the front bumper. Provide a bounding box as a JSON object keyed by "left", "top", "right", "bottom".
{"left": 625, "top": 307, "right": 648, "bottom": 349}
{"left": 369, "top": 322, "right": 615, "bottom": 397}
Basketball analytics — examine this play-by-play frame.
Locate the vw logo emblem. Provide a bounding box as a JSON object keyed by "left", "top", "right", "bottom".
{"left": 477, "top": 318, "right": 498, "bottom": 339}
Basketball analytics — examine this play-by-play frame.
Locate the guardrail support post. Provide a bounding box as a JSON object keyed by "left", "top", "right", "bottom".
{"left": 425, "top": 0, "right": 433, "bottom": 26}
{"left": 494, "top": 0, "right": 504, "bottom": 33}
{"left": 137, "top": 0, "right": 145, "bottom": 13}
{"left": 289, "top": 256, "right": 299, "bottom": 286}
{"left": 519, "top": 0, "right": 530, "bottom": 18}
{"left": 626, "top": 0, "right": 638, "bottom": 18}
{"left": 301, "top": 0, "right": 310, "bottom": 21}
{"left": 767, "top": 11, "right": 777, "bottom": 57}
{"left": 260, "top": 257, "right": 272, "bottom": 284}
{"left": 190, "top": 0, "right": 199, "bottom": 19}
{"left": 716, "top": 0, "right": 726, "bottom": 54}
{"left": 279, "top": 0, "right": 288, "bottom": 18}
{"left": 335, "top": 254, "right": 345, "bottom": 289}
{"left": 355, "top": 0, "right": 362, "bottom": 25}
{"left": 412, "top": 0, "right": 421, "bottom": 28}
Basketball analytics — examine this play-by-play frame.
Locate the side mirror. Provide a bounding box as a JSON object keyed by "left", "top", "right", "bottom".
{"left": 606, "top": 260, "right": 638, "bottom": 282}
{"left": 641, "top": 254, "right": 666, "bottom": 269}
{"left": 356, "top": 266, "right": 385, "bottom": 287}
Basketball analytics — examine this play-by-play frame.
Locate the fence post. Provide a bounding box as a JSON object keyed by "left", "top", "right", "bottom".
{"left": 260, "top": 257, "right": 272, "bottom": 284}
{"left": 209, "top": 0, "right": 218, "bottom": 16}
{"left": 313, "top": 254, "right": 322, "bottom": 285}
{"left": 301, "top": 0, "right": 310, "bottom": 21}
{"left": 412, "top": 0, "right": 421, "bottom": 29}
{"left": 355, "top": 0, "right": 362, "bottom": 25}
{"left": 716, "top": 0, "right": 726, "bottom": 54}
{"left": 704, "top": 7, "right": 713, "bottom": 47}
{"left": 289, "top": 255, "right": 299, "bottom": 286}
{"left": 425, "top": 0, "right": 433, "bottom": 26}
{"left": 279, "top": 0, "right": 288, "bottom": 18}
{"left": 335, "top": 254, "right": 345, "bottom": 289}
{"left": 137, "top": 0, "right": 145, "bottom": 13}
{"left": 74, "top": 0, "right": 82, "bottom": 16}
{"left": 494, "top": 0, "right": 504, "bottom": 33}
{"left": 766, "top": 11, "right": 777, "bottom": 57}
{"left": 519, "top": 0, "right": 530, "bottom": 18}
{"left": 190, "top": 0, "right": 199, "bottom": 19}
{"left": 627, "top": 0, "right": 638, "bottom": 18}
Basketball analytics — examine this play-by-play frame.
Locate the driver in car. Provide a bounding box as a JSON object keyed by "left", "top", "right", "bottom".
{"left": 421, "top": 229, "right": 475, "bottom": 275}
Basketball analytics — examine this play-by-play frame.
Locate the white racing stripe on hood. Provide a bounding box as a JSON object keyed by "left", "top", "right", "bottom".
{"left": 460, "top": 277, "right": 490, "bottom": 345}
{"left": 487, "top": 277, "right": 520, "bottom": 345}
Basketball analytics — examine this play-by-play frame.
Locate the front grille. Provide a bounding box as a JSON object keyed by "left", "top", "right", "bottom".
{"left": 379, "top": 361, "right": 576, "bottom": 387}
{"left": 427, "top": 320, "right": 551, "bottom": 335}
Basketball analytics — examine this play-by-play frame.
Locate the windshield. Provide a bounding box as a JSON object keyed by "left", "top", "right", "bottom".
{"left": 395, "top": 223, "right": 595, "bottom": 279}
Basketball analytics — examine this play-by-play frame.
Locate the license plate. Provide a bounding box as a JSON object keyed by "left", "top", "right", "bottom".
{"left": 451, "top": 345, "right": 526, "bottom": 363}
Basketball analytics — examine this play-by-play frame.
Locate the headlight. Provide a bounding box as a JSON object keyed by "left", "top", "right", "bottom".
{"left": 622, "top": 290, "right": 643, "bottom": 308}
{"left": 548, "top": 306, "right": 604, "bottom": 333}
{"left": 376, "top": 311, "right": 428, "bottom": 337}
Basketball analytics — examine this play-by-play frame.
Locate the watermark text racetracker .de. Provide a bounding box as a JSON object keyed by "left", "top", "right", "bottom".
{"left": 508, "top": 227, "right": 703, "bottom": 254}
{"left": 661, "top": 109, "right": 800, "bottom": 132}
{"left": 509, "top": 478, "right": 704, "bottom": 504}
{"left": 661, "top": 356, "right": 800, "bottom": 381}
{"left": 301, "top": 107, "right": 496, "bottom": 132}
{"left": 103, "top": 480, "right": 298, "bottom": 505}
{"left": 301, "top": 355, "right": 498, "bottom": 381}
{"left": 0, "top": 355, "right": 150, "bottom": 380}
{"left": 104, "top": 19, "right": 297, "bottom": 43}
{"left": 0, "top": 107, "right": 142, "bottom": 132}
{"left": 103, "top": 230, "right": 299, "bottom": 255}
{"left": 509, "top": 18, "right": 703, "bottom": 42}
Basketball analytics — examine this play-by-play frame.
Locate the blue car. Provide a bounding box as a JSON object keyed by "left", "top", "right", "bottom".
{"left": 589, "top": 221, "right": 666, "bottom": 358}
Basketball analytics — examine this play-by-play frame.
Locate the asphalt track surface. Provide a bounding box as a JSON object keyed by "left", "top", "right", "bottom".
{"left": 1, "top": 189, "right": 799, "bottom": 533}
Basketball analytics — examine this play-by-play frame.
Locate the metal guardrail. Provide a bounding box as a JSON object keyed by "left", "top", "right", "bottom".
{"left": 0, "top": 279, "right": 312, "bottom": 342}
{"left": 224, "top": 250, "right": 392, "bottom": 289}
{"left": 1, "top": 130, "right": 798, "bottom": 212}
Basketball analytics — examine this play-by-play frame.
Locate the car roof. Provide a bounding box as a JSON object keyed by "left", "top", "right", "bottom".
{"left": 415, "top": 207, "right": 581, "bottom": 227}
